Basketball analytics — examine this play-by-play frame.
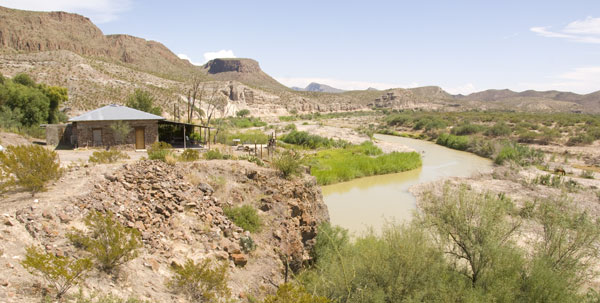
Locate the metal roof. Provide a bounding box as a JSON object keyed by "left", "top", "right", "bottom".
{"left": 69, "top": 104, "right": 165, "bottom": 122}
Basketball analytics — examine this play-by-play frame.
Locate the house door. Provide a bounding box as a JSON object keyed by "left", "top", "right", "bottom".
{"left": 135, "top": 128, "right": 145, "bottom": 149}
{"left": 92, "top": 129, "right": 102, "bottom": 146}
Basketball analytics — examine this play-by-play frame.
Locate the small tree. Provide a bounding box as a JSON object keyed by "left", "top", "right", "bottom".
{"left": 21, "top": 246, "right": 93, "bottom": 299}
{"left": 420, "top": 184, "right": 521, "bottom": 286}
{"left": 110, "top": 121, "right": 132, "bottom": 145}
{"left": 126, "top": 89, "right": 162, "bottom": 115}
{"left": 272, "top": 150, "right": 303, "bottom": 179}
{"left": 236, "top": 109, "right": 250, "bottom": 118}
{"left": 168, "top": 258, "right": 231, "bottom": 302}
{"left": 0, "top": 145, "right": 61, "bottom": 196}
{"left": 147, "top": 142, "right": 173, "bottom": 161}
{"left": 68, "top": 211, "right": 141, "bottom": 273}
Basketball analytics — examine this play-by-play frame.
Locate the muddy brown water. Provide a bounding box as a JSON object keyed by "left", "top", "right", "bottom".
{"left": 322, "top": 134, "right": 492, "bottom": 235}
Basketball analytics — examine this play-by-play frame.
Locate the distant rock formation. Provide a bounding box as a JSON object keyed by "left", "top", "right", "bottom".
{"left": 291, "top": 82, "right": 345, "bottom": 93}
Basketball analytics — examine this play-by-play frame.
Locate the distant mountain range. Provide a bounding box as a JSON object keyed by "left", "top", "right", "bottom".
{"left": 0, "top": 5, "right": 598, "bottom": 114}
{"left": 292, "top": 82, "right": 346, "bottom": 93}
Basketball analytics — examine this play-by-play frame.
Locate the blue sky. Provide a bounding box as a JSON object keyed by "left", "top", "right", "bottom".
{"left": 1, "top": 0, "right": 600, "bottom": 94}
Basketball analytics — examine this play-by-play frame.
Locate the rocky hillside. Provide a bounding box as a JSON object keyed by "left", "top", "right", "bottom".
{"left": 0, "top": 6, "right": 196, "bottom": 78}
{"left": 1, "top": 159, "right": 329, "bottom": 301}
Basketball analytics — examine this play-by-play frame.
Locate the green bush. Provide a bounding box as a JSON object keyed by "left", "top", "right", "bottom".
{"left": 68, "top": 211, "right": 141, "bottom": 273}
{"left": 204, "top": 149, "right": 225, "bottom": 160}
{"left": 167, "top": 259, "right": 231, "bottom": 302}
{"left": 485, "top": 122, "right": 512, "bottom": 137}
{"left": 109, "top": 121, "right": 132, "bottom": 145}
{"left": 88, "top": 150, "right": 130, "bottom": 164}
{"left": 280, "top": 130, "right": 349, "bottom": 149}
{"left": 0, "top": 144, "right": 61, "bottom": 196}
{"left": 451, "top": 123, "right": 485, "bottom": 135}
{"left": 126, "top": 89, "right": 162, "bottom": 115}
{"left": 435, "top": 133, "right": 469, "bottom": 151}
{"left": 236, "top": 109, "right": 251, "bottom": 117}
{"left": 180, "top": 149, "right": 200, "bottom": 162}
{"left": 216, "top": 129, "right": 269, "bottom": 145}
{"left": 263, "top": 283, "right": 329, "bottom": 303}
{"left": 147, "top": 141, "right": 172, "bottom": 161}
{"left": 240, "top": 235, "right": 257, "bottom": 253}
{"left": 284, "top": 123, "right": 297, "bottom": 131}
{"left": 21, "top": 246, "right": 93, "bottom": 299}
{"left": 494, "top": 142, "right": 543, "bottom": 166}
{"left": 224, "top": 205, "right": 262, "bottom": 233}
{"left": 272, "top": 150, "right": 303, "bottom": 179}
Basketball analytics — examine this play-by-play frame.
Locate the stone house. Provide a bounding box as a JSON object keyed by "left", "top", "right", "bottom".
{"left": 69, "top": 104, "right": 165, "bottom": 149}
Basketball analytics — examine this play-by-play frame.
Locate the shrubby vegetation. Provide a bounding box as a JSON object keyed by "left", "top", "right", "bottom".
{"left": 179, "top": 149, "right": 200, "bottom": 161}
{"left": 68, "top": 211, "right": 142, "bottom": 273}
{"left": 88, "top": 150, "right": 130, "bottom": 164}
{"left": 0, "top": 144, "right": 61, "bottom": 196}
{"left": 147, "top": 141, "right": 172, "bottom": 161}
{"left": 167, "top": 259, "right": 231, "bottom": 302}
{"left": 0, "top": 73, "right": 68, "bottom": 137}
{"left": 21, "top": 246, "right": 93, "bottom": 299}
{"left": 308, "top": 142, "right": 422, "bottom": 185}
{"left": 224, "top": 205, "right": 262, "bottom": 233}
{"left": 280, "top": 131, "right": 349, "bottom": 149}
{"left": 300, "top": 185, "right": 600, "bottom": 302}
{"left": 272, "top": 150, "right": 303, "bottom": 179}
{"left": 215, "top": 129, "right": 269, "bottom": 145}
{"left": 262, "top": 283, "right": 329, "bottom": 303}
{"left": 125, "top": 89, "right": 162, "bottom": 115}
{"left": 495, "top": 141, "right": 544, "bottom": 166}
{"left": 216, "top": 116, "right": 267, "bottom": 128}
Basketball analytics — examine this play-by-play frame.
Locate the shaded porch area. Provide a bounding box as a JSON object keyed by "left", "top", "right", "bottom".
{"left": 158, "top": 120, "right": 214, "bottom": 149}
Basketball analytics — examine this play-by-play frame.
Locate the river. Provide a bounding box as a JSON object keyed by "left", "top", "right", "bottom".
{"left": 321, "top": 134, "right": 492, "bottom": 235}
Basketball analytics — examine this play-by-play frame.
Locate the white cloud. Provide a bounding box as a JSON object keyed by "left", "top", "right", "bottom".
{"left": 177, "top": 54, "right": 202, "bottom": 66}
{"left": 518, "top": 66, "right": 600, "bottom": 94}
{"left": 531, "top": 17, "right": 600, "bottom": 44}
{"left": 177, "top": 50, "right": 236, "bottom": 66}
{"left": 0, "top": 0, "right": 132, "bottom": 23}
{"left": 444, "top": 83, "right": 476, "bottom": 95}
{"left": 203, "top": 50, "right": 236, "bottom": 63}
{"left": 274, "top": 76, "right": 419, "bottom": 91}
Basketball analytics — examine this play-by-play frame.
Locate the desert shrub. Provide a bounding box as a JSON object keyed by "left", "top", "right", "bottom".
{"left": 436, "top": 133, "right": 469, "bottom": 150}
{"left": 164, "top": 154, "right": 178, "bottom": 165}
{"left": 485, "top": 122, "right": 512, "bottom": 137}
{"left": 218, "top": 116, "right": 267, "bottom": 128}
{"left": 88, "top": 150, "right": 129, "bottom": 164}
{"left": 189, "top": 132, "right": 202, "bottom": 142}
{"left": 451, "top": 123, "right": 485, "bottom": 135}
{"left": 68, "top": 211, "right": 141, "bottom": 273}
{"left": 0, "top": 144, "right": 61, "bottom": 196}
{"left": 567, "top": 133, "right": 595, "bottom": 146}
{"left": 236, "top": 109, "right": 250, "bottom": 117}
{"left": 263, "top": 283, "right": 329, "bottom": 303}
{"left": 280, "top": 131, "right": 349, "bottom": 149}
{"left": 224, "top": 205, "right": 261, "bottom": 233}
{"left": 21, "top": 246, "right": 93, "bottom": 299}
{"left": 494, "top": 142, "right": 543, "bottom": 166}
{"left": 167, "top": 259, "right": 231, "bottom": 302}
{"left": 147, "top": 141, "right": 172, "bottom": 161}
{"left": 204, "top": 149, "right": 225, "bottom": 160}
{"left": 284, "top": 123, "right": 297, "bottom": 131}
{"left": 240, "top": 235, "right": 257, "bottom": 253}
{"left": 180, "top": 149, "right": 200, "bottom": 162}
{"left": 272, "top": 150, "right": 303, "bottom": 178}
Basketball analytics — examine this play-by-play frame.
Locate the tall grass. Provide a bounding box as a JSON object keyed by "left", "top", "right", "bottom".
{"left": 308, "top": 141, "right": 422, "bottom": 185}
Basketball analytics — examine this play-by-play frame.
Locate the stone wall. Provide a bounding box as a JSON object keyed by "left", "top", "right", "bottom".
{"left": 73, "top": 120, "right": 158, "bottom": 149}
{"left": 45, "top": 123, "right": 73, "bottom": 147}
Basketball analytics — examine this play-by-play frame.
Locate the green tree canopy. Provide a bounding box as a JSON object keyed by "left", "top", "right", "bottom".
{"left": 126, "top": 89, "right": 162, "bottom": 115}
